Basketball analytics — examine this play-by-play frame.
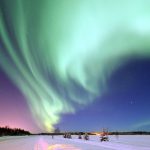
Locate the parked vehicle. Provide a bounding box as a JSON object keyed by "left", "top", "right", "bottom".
{"left": 100, "top": 128, "right": 109, "bottom": 142}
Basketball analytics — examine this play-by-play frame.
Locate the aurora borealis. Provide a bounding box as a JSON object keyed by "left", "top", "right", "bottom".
{"left": 0, "top": 0, "right": 150, "bottom": 132}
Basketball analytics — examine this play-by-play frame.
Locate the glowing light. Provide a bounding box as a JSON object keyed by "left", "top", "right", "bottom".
{"left": 48, "top": 144, "right": 81, "bottom": 150}
{"left": 1, "top": 0, "right": 150, "bottom": 131}
{"left": 92, "top": 132, "right": 102, "bottom": 136}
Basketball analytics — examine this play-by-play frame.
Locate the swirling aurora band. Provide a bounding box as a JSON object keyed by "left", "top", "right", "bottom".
{"left": 0, "top": 0, "right": 150, "bottom": 131}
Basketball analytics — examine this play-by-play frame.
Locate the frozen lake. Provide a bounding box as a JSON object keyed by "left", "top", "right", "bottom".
{"left": 0, "top": 135, "right": 150, "bottom": 150}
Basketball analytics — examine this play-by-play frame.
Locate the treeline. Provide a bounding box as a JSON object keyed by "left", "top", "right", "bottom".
{"left": 0, "top": 126, "right": 31, "bottom": 136}
{"left": 109, "top": 131, "right": 150, "bottom": 135}
{"left": 38, "top": 131, "right": 150, "bottom": 135}
{"left": 37, "top": 132, "right": 93, "bottom": 136}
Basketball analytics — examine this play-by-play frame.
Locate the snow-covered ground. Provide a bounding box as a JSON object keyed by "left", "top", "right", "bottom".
{"left": 0, "top": 135, "right": 150, "bottom": 150}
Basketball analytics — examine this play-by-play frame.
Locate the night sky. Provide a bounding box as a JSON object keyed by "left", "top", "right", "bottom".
{"left": 58, "top": 58, "right": 150, "bottom": 132}
{"left": 0, "top": 0, "right": 150, "bottom": 133}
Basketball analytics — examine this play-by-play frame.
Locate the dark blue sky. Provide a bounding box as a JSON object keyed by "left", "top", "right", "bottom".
{"left": 57, "top": 58, "right": 150, "bottom": 132}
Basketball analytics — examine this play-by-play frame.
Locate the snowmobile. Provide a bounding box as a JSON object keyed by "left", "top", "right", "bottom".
{"left": 100, "top": 135, "right": 109, "bottom": 142}
{"left": 100, "top": 128, "right": 109, "bottom": 142}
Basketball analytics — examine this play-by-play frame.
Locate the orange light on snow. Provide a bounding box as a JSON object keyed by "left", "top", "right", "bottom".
{"left": 48, "top": 144, "right": 81, "bottom": 150}
{"left": 34, "top": 138, "right": 81, "bottom": 150}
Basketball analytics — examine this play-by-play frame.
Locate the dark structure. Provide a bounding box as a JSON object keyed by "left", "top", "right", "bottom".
{"left": 100, "top": 128, "right": 109, "bottom": 142}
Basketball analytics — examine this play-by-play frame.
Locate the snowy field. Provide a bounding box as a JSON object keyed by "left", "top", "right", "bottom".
{"left": 0, "top": 135, "right": 150, "bottom": 150}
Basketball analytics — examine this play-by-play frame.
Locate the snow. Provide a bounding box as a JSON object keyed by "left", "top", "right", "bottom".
{"left": 0, "top": 135, "right": 150, "bottom": 150}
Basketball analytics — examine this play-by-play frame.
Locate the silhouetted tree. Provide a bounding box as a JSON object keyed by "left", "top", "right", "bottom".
{"left": 0, "top": 126, "right": 31, "bottom": 136}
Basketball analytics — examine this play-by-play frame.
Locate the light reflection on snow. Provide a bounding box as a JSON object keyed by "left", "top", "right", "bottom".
{"left": 48, "top": 144, "right": 81, "bottom": 150}
{"left": 34, "top": 138, "right": 48, "bottom": 150}
{"left": 34, "top": 138, "right": 81, "bottom": 150}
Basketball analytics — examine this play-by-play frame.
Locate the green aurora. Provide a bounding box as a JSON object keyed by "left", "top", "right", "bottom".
{"left": 0, "top": 0, "right": 150, "bottom": 131}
